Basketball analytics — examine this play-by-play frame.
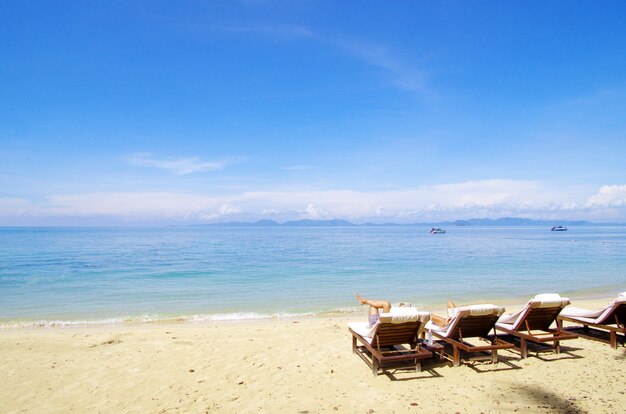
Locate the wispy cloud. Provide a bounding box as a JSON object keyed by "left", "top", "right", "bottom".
{"left": 124, "top": 153, "right": 245, "bottom": 175}
{"left": 281, "top": 165, "right": 312, "bottom": 171}
{"left": 336, "top": 39, "right": 426, "bottom": 93}
{"left": 198, "top": 19, "right": 427, "bottom": 95}
{"left": 208, "top": 24, "right": 314, "bottom": 38}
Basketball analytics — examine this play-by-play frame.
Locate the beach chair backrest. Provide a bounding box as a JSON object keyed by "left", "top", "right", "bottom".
{"left": 514, "top": 294, "right": 570, "bottom": 331}
{"left": 522, "top": 306, "right": 564, "bottom": 331}
{"left": 598, "top": 302, "right": 626, "bottom": 326}
{"left": 373, "top": 321, "right": 421, "bottom": 348}
{"left": 449, "top": 314, "right": 500, "bottom": 340}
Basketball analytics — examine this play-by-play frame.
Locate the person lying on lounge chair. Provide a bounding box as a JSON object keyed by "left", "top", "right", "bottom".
{"left": 356, "top": 293, "right": 460, "bottom": 327}
{"left": 428, "top": 301, "right": 460, "bottom": 327}
{"left": 354, "top": 293, "right": 414, "bottom": 325}
{"left": 354, "top": 292, "right": 392, "bottom": 326}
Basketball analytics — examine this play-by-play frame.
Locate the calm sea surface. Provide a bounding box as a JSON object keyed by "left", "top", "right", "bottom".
{"left": 1, "top": 226, "right": 625, "bottom": 326}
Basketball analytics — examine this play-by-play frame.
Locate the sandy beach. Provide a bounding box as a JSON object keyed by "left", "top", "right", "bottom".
{"left": 1, "top": 297, "right": 624, "bottom": 414}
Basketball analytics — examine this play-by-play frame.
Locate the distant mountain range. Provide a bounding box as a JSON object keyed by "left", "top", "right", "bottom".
{"left": 192, "top": 217, "right": 622, "bottom": 227}
{"left": 438, "top": 218, "right": 595, "bottom": 227}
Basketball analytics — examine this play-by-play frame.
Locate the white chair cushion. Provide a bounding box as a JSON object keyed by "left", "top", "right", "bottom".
{"left": 428, "top": 304, "right": 504, "bottom": 338}
{"left": 555, "top": 293, "right": 625, "bottom": 325}
{"left": 535, "top": 293, "right": 562, "bottom": 301}
{"left": 560, "top": 304, "right": 620, "bottom": 325}
{"left": 348, "top": 321, "right": 377, "bottom": 341}
{"left": 530, "top": 293, "right": 570, "bottom": 308}
{"left": 349, "top": 309, "right": 430, "bottom": 344}
{"left": 560, "top": 306, "right": 604, "bottom": 320}
{"left": 389, "top": 306, "right": 419, "bottom": 315}
{"left": 424, "top": 320, "right": 446, "bottom": 333}
{"left": 451, "top": 304, "right": 505, "bottom": 317}
{"left": 497, "top": 312, "right": 518, "bottom": 325}
{"left": 380, "top": 308, "right": 430, "bottom": 324}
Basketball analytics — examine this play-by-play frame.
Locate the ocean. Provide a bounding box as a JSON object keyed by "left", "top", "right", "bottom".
{"left": 1, "top": 226, "right": 625, "bottom": 327}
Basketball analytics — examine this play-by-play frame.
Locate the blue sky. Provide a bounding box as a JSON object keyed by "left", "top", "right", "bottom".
{"left": 1, "top": 1, "right": 626, "bottom": 224}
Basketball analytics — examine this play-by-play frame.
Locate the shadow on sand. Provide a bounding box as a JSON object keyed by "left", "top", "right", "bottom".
{"left": 507, "top": 383, "right": 586, "bottom": 414}
{"left": 464, "top": 356, "right": 522, "bottom": 373}
{"left": 497, "top": 334, "right": 584, "bottom": 362}
{"left": 564, "top": 326, "right": 626, "bottom": 349}
{"left": 383, "top": 367, "right": 443, "bottom": 381}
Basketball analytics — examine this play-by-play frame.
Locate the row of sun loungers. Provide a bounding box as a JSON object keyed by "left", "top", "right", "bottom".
{"left": 348, "top": 292, "right": 626, "bottom": 376}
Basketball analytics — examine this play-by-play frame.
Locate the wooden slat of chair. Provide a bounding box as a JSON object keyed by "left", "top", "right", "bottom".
{"left": 433, "top": 315, "right": 514, "bottom": 367}
{"left": 524, "top": 307, "right": 563, "bottom": 330}
{"left": 349, "top": 321, "right": 433, "bottom": 376}
{"left": 498, "top": 306, "right": 577, "bottom": 358}
{"left": 450, "top": 315, "right": 501, "bottom": 339}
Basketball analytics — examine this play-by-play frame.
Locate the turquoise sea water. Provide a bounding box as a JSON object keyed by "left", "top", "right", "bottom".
{"left": 1, "top": 226, "right": 625, "bottom": 327}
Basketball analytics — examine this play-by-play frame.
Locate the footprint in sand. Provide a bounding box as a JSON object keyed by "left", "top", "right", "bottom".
{"left": 89, "top": 339, "right": 122, "bottom": 348}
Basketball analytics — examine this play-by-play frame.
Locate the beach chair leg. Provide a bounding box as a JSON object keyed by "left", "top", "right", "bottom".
{"left": 415, "top": 361, "right": 422, "bottom": 373}
{"left": 453, "top": 346, "right": 461, "bottom": 367}
{"left": 372, "top": 359, "right": 379, "bottom": 376}
{"left": 352, "top": 336, "right": 357, "bottom": 353}
{"left": 554, "top": 340, "right": 560, "bottom": 354}
{"left": 520, "top": 338, "right": 528, "bottom": 359}
{"left": 491, "top": 349, "right": 498, "bottom": 364}
{"left": 610, "top": 331, "right": 617, "bottom": 349}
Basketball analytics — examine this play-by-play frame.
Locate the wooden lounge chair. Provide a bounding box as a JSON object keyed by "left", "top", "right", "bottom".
{"left": 557, "top": 292, "right": 626, "bottom": 349}
{"left": 425, "top": 304, "right": 514, "bottom": 367}
{"left": 496, "top": 294, "right": 578, "bottom": 358}
{"left": 348, "top": 308, "right": 432, "bottom": 376}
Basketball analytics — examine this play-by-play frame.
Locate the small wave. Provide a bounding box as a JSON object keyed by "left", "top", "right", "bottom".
{"left": 318, "top": 306, "right": 362, "bottom": 315}
{"left": 186, "top": 311, "right": 316, "bottom": 322}
{"left": 0, "top": 309, "right": 344, "bottom": 329}
{"left": 0, "top": 313, "right": 182, "bottom": 329}
{"left": 0, "top": 318, "right": 127, "bottom": 329}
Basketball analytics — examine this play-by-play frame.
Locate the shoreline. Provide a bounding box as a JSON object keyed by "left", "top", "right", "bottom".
{"left": 1, "top": 291, "right": 621, "bottom": 331}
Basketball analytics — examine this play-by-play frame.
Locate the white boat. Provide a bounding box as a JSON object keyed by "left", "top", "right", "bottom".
{"left": 429, "top": 228, "right": 445, "bottom": 234}
{"left": 551, "top": 225, "right": 568, "bottom": 232}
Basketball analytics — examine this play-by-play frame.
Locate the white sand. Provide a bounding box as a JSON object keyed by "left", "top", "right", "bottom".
{"left": 1, "top": 297, "right": 624, "bottom": 413}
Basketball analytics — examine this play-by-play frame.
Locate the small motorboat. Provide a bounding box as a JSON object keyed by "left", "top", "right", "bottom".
{"left": 430, "top": 228, "right": 445, "bottom": 234}
{"left": 551, "top": 226, "right": 568, "bottom": 232}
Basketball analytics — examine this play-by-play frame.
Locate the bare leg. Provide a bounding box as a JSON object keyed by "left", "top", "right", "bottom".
{"left": 431, "top": 301, "right": 458, "bottom": 327}
{"left": 354, "top": 292, "right": 391, "bottom": 314}
{"left": 430, "top": 313, "right": 448, "bottom": 327}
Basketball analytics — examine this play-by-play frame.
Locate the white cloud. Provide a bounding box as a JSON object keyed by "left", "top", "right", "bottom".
{"left": 261, "top": 208, "right": 282, "bottom": 216}
{"left": 198, "top": 203, "right": 245, "bottom": 221}
{"left": 304, "top": 203, "right": 330, "bottom": 219}
{"left": 124, "top": 153, "right": 244, "bottom": 175}
{"left": 3, "top": 180, "right": 626, "bottom": 224}
{"left": 218, "top": 203, "right": 243, "bottom": 215}
{"left": 585, "top": 185, "right": 626, "bottom": 208}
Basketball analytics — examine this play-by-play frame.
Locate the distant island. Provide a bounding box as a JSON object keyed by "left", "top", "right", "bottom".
{"left": 190, "top": 217, "right": 622, "bottom": 227}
